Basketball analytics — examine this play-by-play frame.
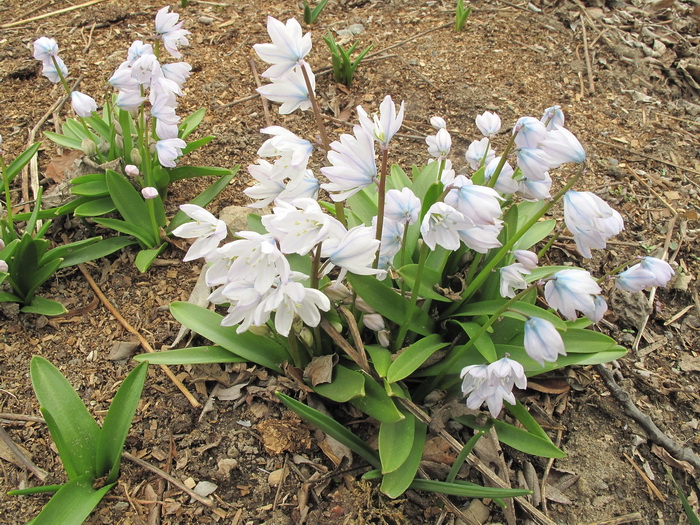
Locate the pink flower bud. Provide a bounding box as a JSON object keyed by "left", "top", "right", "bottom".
{"left": 125, "top": 164, "right": 140, "bottom": 177}
{"left": 141, "top": 187, "right": 159, "bottom": 200}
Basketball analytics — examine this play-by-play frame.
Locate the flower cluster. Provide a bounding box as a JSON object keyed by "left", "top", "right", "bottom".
{"left": 461, "top": 358, "right": 527, "bottom": 417}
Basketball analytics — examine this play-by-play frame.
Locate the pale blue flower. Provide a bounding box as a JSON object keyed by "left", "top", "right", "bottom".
{"left": 616, "top": 257, "right": 674, "bottom": 292}
{"left": 465, "top": 137, "right": 495, "bottom": 170}
{"left": 540, "top": 105, "right": 565, "bottom": 130}
{"left": 321, "top": 125, "right": 377, "bottom": 201}
{"left": 385, "top": 188, "right": 420, "bottom": 225}
{"left": 513, "top": 116, "right": 547, "bottom": 148}
{"left": 524, "top": 317, "right": 566, "bottom": 366}
{"left": 257, "top": 64, "right": 314, "bottom": 114}
{"left": 70, "top": 91, "right": 97, "bottom": 118}
{"left": 475, "top": 111, "right": 501, "bottom": 137}
{"left": 33, "top": 37, "right": 59, "bottom": 62}
{"left": 564, "top": 191, "right": 624, "bottom": 258}
{"left": 544, "top": 269, "right": 602, "bottom": 321}
{"left": 539, "top": 125, "right": 586, "bottom": 166}
{"left": 253, "top": 17, "right": 312, "bottom": 79}
{"left": 461, "top": 357, "right": 527, "bottom": 417}
{"left": 356, "top": 95, "right": 405, "bottom": 149}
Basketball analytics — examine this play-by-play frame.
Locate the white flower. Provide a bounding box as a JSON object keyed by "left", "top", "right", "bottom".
{"left": 155, "top": 137, "right": 186, "bottom": 168}
{"left": 513, "top": 250, "right": 538, "bottom": 270}
{"left": 513, "top": 116, "right": 547, "bottom": 148}
{"left": 385, "top": 188, "right": 420, "bottom": 225}
{"left": 33, "top": 37, "right": 59, "bottom": 62}
{"left": 126, "top": 40, "right": 154, "bottom": 65}
{"left": 524, "top": 317, "right": 566, "bottom": 366}
{"left": 109, "top": 64, "right": 140, "bottom": 92}
{"left": 364, "top": 313, "right": 385, "bottom": 331}
{"left": 262, "top": 198, "right": 337, "bottom": 255}
{"left": 321, "top": 125, "right": 377, "bottom": 201}
{"left": 457, "top": 222, "right": 503, "bottom": 254}
{"left": 141, "top": 187, "right": 159, "bottom": 200}
{"left": 539, "top": 125, "right": 586, "bottom": 166}
{"left": 475, "top": 111, "right": 501, "bottom": 137}
{"left": 257, "top": 126, "right": 313, "bottom": 180}
{"left": 563, "top": 191, "right": 624, "bottom": 258}
{"left": 356, "top": 95, "right": 405, "bottom": 149}
{"left": 615, "top": 257, "right": 674, "bottom": 292}
{"left": 155, "top": 6, "right": 190, "bottom": 59}
{"left": 151, "top": 96, "right": 180, "bottom": 140}
{"left": 517, "top": 174, "right": 552, "bottom": 201}
{"left": 253, "top": 17, "right": 312, "bottom": 79}
{"left": 261, "top": 273, "right": 330, "bottom": 337}
{"left": 541, "top": 105, "right": 565, "bottom": 130}
{"left": 461, "top": 357, "right": 527, "bottom": 418}
{"left": 445, "top": 176, "right": 503, "bottom": 227}
{"left": 516, "top": 147, "right": 552, "bottom": 181}
{"left": 499, "top": 263, "right": 530, "bottom": 298}
{"left": 375, "top": 217, "right": 404, "bottom": 269}
{"left": 322, "top": 225, "right": 382, "bottom": 281}
{"left": 115, "top": 89, "right": 147, "bottom": 113}
{"left": 257, "top": 64, "right": 314, "bottom": 114}
{"left": 544, "top": 269, "right": 602, "bottom": 321}
{"left": 465, "top": 137, "right": 495, "bottom": 170}
{"left": 172, "top": 204, "right": 228, "bottom": 261}
{"left": 277, "top": 170, "right": 320, "bottom": 204}
{"left": 41, "top": 56, "right": 68, "bottom": 83}
{"left": 70, "top": 91, "right": 97, "bottom": 118}
{"left": 161, "top": 62, "right": 192, "bottom": 87}
{"left": 430, "top": 116, "right": 446, "bottom": 130}
{"left": 426, "top": 127, "right": 451, "bottom": 160}
{"left": 420, "top": 202, "right": 466, "bottom": 251}
{"left": 484, "top": 157, "right": 518, "bottom": 195}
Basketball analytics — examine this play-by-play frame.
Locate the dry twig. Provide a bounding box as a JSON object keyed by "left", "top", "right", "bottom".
{"left": 249, "top": 59, "right": 272, "bottom": 128}
{"left": 0, "top": 425, "right": 48, "bottom": 481}
{"left": 78, "top": 264, "right": 202, "bottom": 408}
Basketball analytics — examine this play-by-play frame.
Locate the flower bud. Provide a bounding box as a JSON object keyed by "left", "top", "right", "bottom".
{"left": 323, "top": 280, "right": 352, "bottom": 301}
{"left": 70, "top": 91, "right": 97, "bottom": 118}
{"left": 98, "top": 141, "right": 110, "bottom": 154}
{"left": 247, "top": 325, "right": 269, "bottom": 337}
{"left": 0, "top": 260, "right": 8, "bottom": 273}
{"left": 125, "top": 164, "right": 140, "bottom": 177}
{"left": 354, "top": 297, "right": 376, "bottom": 314}
{"left": 363, "top": 313, "right": 385, "bottom": 332}
{"left": 129, "top": 148, "right": 142, "bottom": 166}
{"left": 0, "top": 239, "right": 4, "bottom": 250}
{"left": 81, "top": 138, "right": 97, "bottom": 156}
{"left": 377, "top": 330, "right": 391, "bottom": 348}
{"left": 114, "top": 134, "right": 124, "bottom": 150}
{"left": 141, "top": 186, "right": 159, "bottom": 200}
{"left": 513, "top": 250, "right": 538, "bottom": 270}
{"left": 299, "top": 327, "right": 314, "bottom": 348}
{"left": 331, "top": 321, "right": 343, "bottom": 333}
{"left": 113, "top": 121, "right": 123, "bottom": 135}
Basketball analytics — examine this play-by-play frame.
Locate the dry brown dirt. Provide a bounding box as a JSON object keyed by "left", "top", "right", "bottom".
{"left": 1, "top": 0, "right": 699, "bottom": 523}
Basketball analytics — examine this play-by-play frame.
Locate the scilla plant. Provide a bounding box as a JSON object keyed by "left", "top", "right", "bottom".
{"left": 32, "top": 7, "right": 236, "bottom": 271}
{"left": 0, "top": 138, "right": 131, "bottom": 314}
{"left": 9, "top": 358, "right": 147, "bottom": 523}
{"left": 137, "top": 17, "right": 674, "bottom": 500}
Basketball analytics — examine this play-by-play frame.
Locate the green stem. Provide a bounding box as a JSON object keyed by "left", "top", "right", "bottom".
{"left": 50, "top": 56, "right": 71, "bottom": 94}
{"left": 393, "top": 242, "right": 429, "bottom": 351}
{"left": 446, "top": 430, "right": 486, "bottom": 483}
{"left": 145, "top": 198, "right": 161, "bottom": 247}
{"left": 597, "top": 257, "right": 641, "bottom": 284}
{"left": 486, "top": 131, "right": 517, "bottom": 190}
{"left": 373, "top": 148, "right": 389, "bottom": 268}
{"left": 464, "top": 252, "right": 483, "bottom": 286}
{"left": 310, "top": 243, "right": 322, "bottom": 289}
{"left": 286, "top": 332, "right": 304, "bottom": 368}
{"left": 436, "top": 158, "right": 446, "bottom": 183}
{"left": 537, "top": 228, "right": 560, "bottom": 258}
{"left": 79, "top": 117, "right": 106, "bottom": 164}
{"left": 443, "top": 163, "right": 586, "bottom": 318}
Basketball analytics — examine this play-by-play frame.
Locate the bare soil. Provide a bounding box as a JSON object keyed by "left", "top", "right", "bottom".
{"left": 1, "top": 0, "right": 699, "bottom": 524}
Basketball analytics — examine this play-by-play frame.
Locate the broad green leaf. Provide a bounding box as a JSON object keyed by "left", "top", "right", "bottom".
{"left": 62, "top": 119, "right": 85, "bottom": 140}
{"left": 30, "top": 475, "right": 114, "bottom": 525}
{"left": 504, "top": 302, "right": 567, "bottom": 330}
{"left": 3, "top": 143, "right": 40, "bottom": 184}
{"left": 84, "top": 115, "right": 111, "bottom": 139}
{"left": 71, "top": 173, "right": 107, "bottom": 185}
{"left": 347, "top": 185, "right": 377, "bottom": 223}
{"left": 21, "top": 296, "right": 66, "bottom": 316}
{"left": 30, "top": 357, "right": 99, "bottom": 479}
{"left": 135, "top": 244, "right": 167, "bottom": 273}
{"left": 44, "top": 131, "right": 83, "bottom": 151}
{"left": 313, "top": 365, "right": 366, "bottom": 402}
{"left": 409, "top": 478, "right": 530, "bottom": 499}
{"left": 561, "top": 329, "right": 623, "bottom": 353}
{"left": 24, "top": 258, "right": 62, "bottom": 304}
{"left": 181, "top": 136, "right": 215, "bottom": 156}
{"left": 7, "top": 484, "right": 63, "bottom": 496}
{"left": 74, "top": 197, "right": 116, "bottom": 217}
{"left": 365, "top": 345, "right": 392, "bottom": 378}
{"left": 167, "top": 169, "right": 237, "bottom": 233}
{"left": 57, "top": 237, "right": 136, "bottom": 269}
{"left": 411, "top": 161, "right": 440, "bottom": 200}
{"left": 179, "top": 108, "right": 206, "bottom": 139}
{"left": 134, "top": 346, "right": 247, "bottom": 364}
{"left": 386, "top": 334, "right": 449, "bottom": 383}
{"left": 378, "top": 410, "right": 415, "bottom": 474}
{"left": 513, "top": 219, "right": 556, "bottom": 251}
{"left": 105, "top": 170, "right": 153, "bottom": 237}
{"left": 451, "top": 321, "right": 497, "bottom": 362}
{"left": 505, "top": 400, "right": 549, "bottom": 440}
{"left": 452, "top": 299, "right": 506, "bottom": 317}
{"left": 397, "top": 264, "right": 450, "bottom": 302}
{"left": 380, "top": 419, "right": 426, "bottom": 497}
{"left": 118, "top": 109, "right": 134, "bottom": 156}
{"left": 276, "top": 392, "right": 380, "bottom": 469}
{"left": 0, "top": 291, "right": 22, "bottom": 303}
{"left": 93, "top": 218, "right": 152, "bottom": 246}
{"left": 70, "top": 180, "right": 109, "bottom": 197}
{"left": 168, "top": 165, "right": 232, "bottom": 182}
{"left": 41, "top": 237, "right": 100, "bottom": 265}
{"left": 170, "top": 302, "right": 289, "bottom": 372}
{"left": 347, "top": 274, "right": 433, "bottom": 336}
{"left": 95, "top": 362, "right": 148, "bottom": 481}
{"left": 388, "top": 164, "right": 412, "bottom": 190}
{"left": 350, "top": 375, "right": 404, "bottom": 423}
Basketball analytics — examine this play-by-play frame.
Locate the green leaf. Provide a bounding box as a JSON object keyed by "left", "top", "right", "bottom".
{"left": 561, "top": 329, "right": 622, "bottom": 353}
{"left": 669, "top": 471, "right": 700, "bottom": 525}
{"left": 346, "top": 186, "right": 377, "bottom": 223}
{"left": 505, "top": 400, "right": 549, "bottom": 440}
{"left": 118, "top": 109, "right": 134, "bottom": 156}
{"left": 70, "top": 180, "right": 110, "bottom": 197}
{"left": 409, "top": 478, "right": 530, "bottom": 499}
{"left": 179, "top": 108, "right": 206, "bottom": 139}
{"left": 93, "top": 218, "right": 152, "bottom": 246}
{"left": 397, "top": 264, "right": 450, "bottom": 302}
{"left": 167, "top": 169, "right": 237, "bottom": 233}
{"left": 170, "top": 302, "right": 289, "bottom": 372}
{"left": 181, "top": 136, "right": 215, "bottom": 156}
{"left": 7, "top": 484, "right": 64, "bottom": 496}
{"left": 451, "top": 321, "right": 497, "bottom": 362}
{"left": 84, "top": 115, "right": 111, "bottom": 139}
{"left": 74, "top": 197, "right": 116, "bottom": 217}
{"left": 95, "top": 362, "right": 148, "bottom": 481}
{"left": 135, "top": 244, "right": 167, "bottom": 272}
{"left": 347, "top": 274, "right": 433, "bottom": 336}
{"left": 134, "top": 346, "right": 247, "bottom": 364}
{"left": 0, "top": 291, "right": 22, "bottom": 303}
{"left": 276, "top": 392, "right": 380, "bottom": 469}
{"left": 513, "top": 219, "right": 556, "bottom": 251}
{"left": 313, "top": 365, "right": 366, "bottom": 402}
{"left": 378, "top": 410, "right": 415, "bottom": 474}
{"left": 350, "top": 375, "right": 404, "bottom": 423}
{"left": 29, "top": 475, "right": 114, "bottom": 525}
{"left": 3, "top": 143, "right": 40, "bottom": 184}
{"left": 57, "top": 237, "right": 136, "bottom": 269}
{"left": 388, "top": 164, "right": 412, "bottom": 190}
{"left": 365, "top": 345, "right": 392, "bottom": 378}
{"left": 20, "top": 296, "right": 67, "bottom": 316}
{"left": 105, "top": 170, "right": 153, "bottom": 240}
{"left": 504, "top": 302, "right": 567, "bottom": 331}
{"left": 44, "top": 131, "right": 83, "bottom": 151}
{"left": 380, "top": 419, "right": 426, "bottom": 497}
{"left": 168, "top": 165, "right": 232, "bottom": 182}
{"left": 23, "top": 258, "right": 62, "bottom": 305}
{"left": 526, "top": 266, "right": 573, "bottom": 282}
{"left": 30, "top": 357, "right": 99, "bottom": 479}
{"left": 386, "top": 334, "right": 449, "bottom": 383}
